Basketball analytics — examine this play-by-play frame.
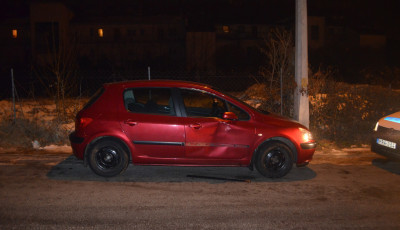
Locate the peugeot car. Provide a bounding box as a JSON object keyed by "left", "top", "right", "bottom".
{"left": 69, "top": 80, "right": 316, "bottom": 178}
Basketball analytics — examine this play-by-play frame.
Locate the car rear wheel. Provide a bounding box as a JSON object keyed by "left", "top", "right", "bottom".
{"left": 255, "top": 142, "right": 293, "bottom": 178}
{"left": 88, "top": 140, "right": 129, "bottom": 177}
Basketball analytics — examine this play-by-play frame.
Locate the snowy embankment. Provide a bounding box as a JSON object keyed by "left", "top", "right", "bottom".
{"left": 0, "top": 97, "right": 373, "bottom": 157}
{"left": 0, "top": 99, "right": 86, "bottom": 150}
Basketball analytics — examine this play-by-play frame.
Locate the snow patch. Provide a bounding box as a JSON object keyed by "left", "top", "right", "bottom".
{"left": 43, "top": 145, "right": 72, "bottom": 153}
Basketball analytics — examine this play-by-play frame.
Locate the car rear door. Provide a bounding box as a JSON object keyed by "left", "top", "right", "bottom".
{"left": 120, "top": 87, "right": 185, "bottom": 159}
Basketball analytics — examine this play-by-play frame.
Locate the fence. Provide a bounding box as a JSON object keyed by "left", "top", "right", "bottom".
{"left": 2, "top": 67, "right": 399, "bottom": 146}
{"left": 0, "top": 68, "right": 260, "bottom": 99}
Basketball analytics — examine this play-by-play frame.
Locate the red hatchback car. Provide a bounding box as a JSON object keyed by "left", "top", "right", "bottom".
{"left": 69, "top": 80, "right": 316, "bottom": 178}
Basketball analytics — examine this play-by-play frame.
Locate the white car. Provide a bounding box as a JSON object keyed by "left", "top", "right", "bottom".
{"left": 371, "top": 112, "right": 400, "bottom": 160}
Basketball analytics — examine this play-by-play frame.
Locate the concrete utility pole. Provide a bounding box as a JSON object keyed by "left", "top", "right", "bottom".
{"left": 294, "top": 0, "right": 310, "bottom": 128}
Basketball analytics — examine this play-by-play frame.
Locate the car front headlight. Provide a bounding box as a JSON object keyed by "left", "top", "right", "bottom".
{"left": 373, "top": 122, "right": 379, "bottom": 132}
{"left": 299, "top": 128, "right": 313, "bottom": 143}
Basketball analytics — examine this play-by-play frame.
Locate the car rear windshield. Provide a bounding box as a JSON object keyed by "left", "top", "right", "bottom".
{"left": 83, "top": 87, "right": 104, "bottom": 110}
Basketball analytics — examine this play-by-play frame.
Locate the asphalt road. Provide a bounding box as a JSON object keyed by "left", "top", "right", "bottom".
{"left": 0, "top": 147, "right": 399, "bottom": 229}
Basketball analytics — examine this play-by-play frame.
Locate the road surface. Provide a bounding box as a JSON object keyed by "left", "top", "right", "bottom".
{"left": 0, "top": 146, "right": 399, "bottom": 229}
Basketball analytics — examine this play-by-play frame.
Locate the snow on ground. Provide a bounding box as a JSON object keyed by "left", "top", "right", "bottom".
{"left": 0, "top": 145, "right": 72, "bottom": 154}
{"left": 0, "top": 98, "right": 86, "bottom": 149}
{"left": 42, "top": 145, "right": 73, "bottom": 153}
{"left": 0, "top": 98, "right": 375, "bottom": 163}
{"left": 0, "top": 140, "right": 374, "bottom": 167}
{"left": 1, "top": 99, "right": 58, "bottom": 121}
{"left": 0, "top": 98, "right": 85, "bottom": 122}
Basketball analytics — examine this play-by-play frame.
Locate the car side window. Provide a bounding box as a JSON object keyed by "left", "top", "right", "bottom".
{"left": 123, "top": 88, "right": 175, "bottom": 116}
{"left": 227, "top": 102, "right": 250, "bottom": 120}
{"left": 180, "top": 89, "right": 227, "bottom": 118}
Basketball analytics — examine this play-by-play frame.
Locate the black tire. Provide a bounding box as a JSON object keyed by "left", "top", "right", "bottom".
{"left": 87, "top": 140, "right": 129, "bottom": 177}
{"left": 255, "top": 142, "right": 293, "bottom": 178}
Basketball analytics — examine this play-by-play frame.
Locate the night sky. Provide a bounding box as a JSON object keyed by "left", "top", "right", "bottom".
{"left": 2, "top": 0, "right": 400, "bottom": 34}
{"left": 1, "top": 0, "right": 400, "bottom": 87}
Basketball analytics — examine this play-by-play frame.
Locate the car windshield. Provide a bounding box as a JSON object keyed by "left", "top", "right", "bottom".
{"left": 211, "top": 87, "right": 270, "bottom": 115}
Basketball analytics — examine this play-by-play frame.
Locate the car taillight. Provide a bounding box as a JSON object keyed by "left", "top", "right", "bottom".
{"left": 77, "top": 117, "right": 93, "bottom": 130}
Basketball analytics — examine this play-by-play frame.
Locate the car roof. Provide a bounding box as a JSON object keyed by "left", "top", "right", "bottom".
{"left": 103, "top": 80, "right": 213, "bottom": 90}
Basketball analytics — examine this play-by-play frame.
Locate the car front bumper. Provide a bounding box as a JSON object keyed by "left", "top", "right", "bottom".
{"left": 301, "top": 142, "right": 317, "bottom": 149}
{"left": 371, "top": 126, "right": 400, "bottom": 160}
{"left": 371, "top": 139, "right": 400, "bottom": 160}
{"left": 297, "top": 142, "right": 316, "bottom": 164}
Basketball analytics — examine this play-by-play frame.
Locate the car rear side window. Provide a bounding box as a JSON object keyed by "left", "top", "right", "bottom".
{"left": 123, "top": 88, "right": 176, "bottom": 116}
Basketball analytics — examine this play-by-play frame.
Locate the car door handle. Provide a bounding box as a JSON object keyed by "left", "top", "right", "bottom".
{"left": 189, "top": 123, "right": 202, "bottom": 129}
{"left": 124, "top": 120, "right": 137, "bottom": 126}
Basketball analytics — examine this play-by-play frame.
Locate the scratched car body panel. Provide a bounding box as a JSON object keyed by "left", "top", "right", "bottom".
{"left": 69, "top": 80, "right": 316, "bottom": 178}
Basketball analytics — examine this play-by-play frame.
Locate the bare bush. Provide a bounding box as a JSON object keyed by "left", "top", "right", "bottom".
{"left": 0, "top": 118, "right": 70, "bottom": 148}
{"left": 258, "top": 28, "right": 296, "bottom": 117}
{"left": 33, "top": 25, "right": 79, "bottom": 121}
{"left": 0, "top": 98, "right": 86, "bottom": 148}
{"left": 308, "top": 67, "right": 400, "bottom": 145}
{"left": 241, "top": 66, "right": 400, "bottom": 146}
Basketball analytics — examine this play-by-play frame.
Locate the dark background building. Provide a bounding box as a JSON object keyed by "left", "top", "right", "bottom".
{"left": 1, "top": 0, "right": 400, "bottom": 97}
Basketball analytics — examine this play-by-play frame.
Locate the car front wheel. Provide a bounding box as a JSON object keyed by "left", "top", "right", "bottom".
{"left": 88, "top": 140, "right": 129, "bottom": 177}
{"left": 255, "top": 142, "right": 293, "bottom": 178}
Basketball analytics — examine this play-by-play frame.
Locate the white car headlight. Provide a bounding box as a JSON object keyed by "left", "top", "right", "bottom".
{"left": 373, "top": 122, "right": 379, "bottom": 132}
{"left": 299, "top": 128, "right": 313, "bottom": 143}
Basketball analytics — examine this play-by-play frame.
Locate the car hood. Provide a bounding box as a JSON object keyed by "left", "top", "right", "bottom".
{"left": 378, "top": 111, "right": 400, "bottom": 131}
{"left": 259, "top": 112, "right": 305, "bottom": 129}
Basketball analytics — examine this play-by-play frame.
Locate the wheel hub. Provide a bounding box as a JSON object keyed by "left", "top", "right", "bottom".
{"left": 103, "top": 152, "right": 113, "bottom": 162}
{"left": 270, "top": 155, "right": 280, "bottom": 164}
{"left": 265, "top": 149, "right": 285, "bottom": 170}
{"left": 96, "top": 147, "right": 119, "bottom": 169}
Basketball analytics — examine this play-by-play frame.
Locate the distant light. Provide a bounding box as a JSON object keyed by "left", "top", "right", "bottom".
{"left": 12, "top": 29, "right": 17, "bottom": 38}
{"left": 223, "top": 26, "right": 230, "bottom": 33}
{"left": 98, "top": 28, "right": 104, "bottom": 37}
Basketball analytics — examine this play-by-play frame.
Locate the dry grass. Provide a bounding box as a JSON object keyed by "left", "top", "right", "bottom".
{"left": 241, "top": 73, "right": 400, "bottom": 146}
{"left": 0, "top": 118, "right": 70, "bottom": 148}
{"left": 0, "top": 98, "right": 87, "bottom": 149}
{"left": 1, "top": 81, "right": 398, "bottom": 149}
{"left": 309, "top": 82, "right": 400, "bottom": 146}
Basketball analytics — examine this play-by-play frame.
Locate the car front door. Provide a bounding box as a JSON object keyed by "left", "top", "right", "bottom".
{"left": 120, "top": 87, "right": 185, "bottom": 160}
{"left": 179, "top": 88, "right": 254, "bottom": 161}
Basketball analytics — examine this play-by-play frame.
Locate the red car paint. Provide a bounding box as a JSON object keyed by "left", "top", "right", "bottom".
{"left": 70, "top": 80, "right": 316, "bottom": 178}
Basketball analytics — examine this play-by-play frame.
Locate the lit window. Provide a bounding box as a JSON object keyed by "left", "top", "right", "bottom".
{"left": 98, "top": 28, "right": 104, "bottom": 37}
{"left": 223, "top": 26, "right": 230, "bottom": 33}
{"left": 12, "top": 29, "right": 17, "bottom": 38}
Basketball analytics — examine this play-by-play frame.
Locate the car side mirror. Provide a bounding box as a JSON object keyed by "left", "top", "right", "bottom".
{"left": 222, "top": 112, "right": 238, "bottom": 121}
